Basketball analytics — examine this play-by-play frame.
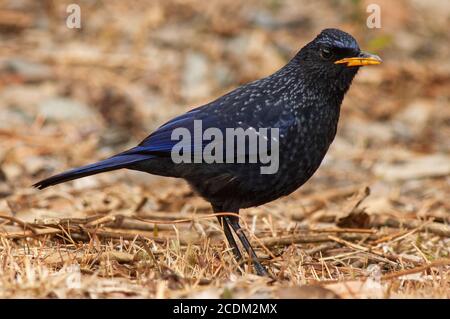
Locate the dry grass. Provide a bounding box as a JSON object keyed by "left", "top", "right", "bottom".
{"left": 0, "top": 0, "right": 449, "bottom": 298}
{"left": 1, "top": 182, "right": 448, "bottom": 298}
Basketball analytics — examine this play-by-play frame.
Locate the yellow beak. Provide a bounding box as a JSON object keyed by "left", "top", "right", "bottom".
{"left": 334, "top": 51, "right": 382, "bottom": 67}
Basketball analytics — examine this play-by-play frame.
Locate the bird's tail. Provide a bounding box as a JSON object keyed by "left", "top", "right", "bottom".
{"left": 33, "top": 151, "right": 150, "bottom": 190}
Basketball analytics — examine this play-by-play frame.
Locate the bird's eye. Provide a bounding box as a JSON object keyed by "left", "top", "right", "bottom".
{"left": 320, "top": 48, "right": 333, "bottom": 60}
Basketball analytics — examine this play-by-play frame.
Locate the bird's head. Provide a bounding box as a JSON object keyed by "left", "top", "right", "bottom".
{"left": 295, "top": 28, "right": 382, "bottom": 93}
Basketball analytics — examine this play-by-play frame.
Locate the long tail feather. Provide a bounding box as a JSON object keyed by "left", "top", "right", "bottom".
{"left": 33, "top": 153, "right": 150, "bottom": 190}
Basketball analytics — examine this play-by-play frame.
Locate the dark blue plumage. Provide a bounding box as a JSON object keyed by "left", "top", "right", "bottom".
{"left": 34, "top": 29, "right": 381, "bottom": 276}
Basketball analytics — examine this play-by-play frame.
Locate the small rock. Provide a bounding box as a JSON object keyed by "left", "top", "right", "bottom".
{"left": 356, "top": 68, "right": 384, "bottom": 85}
{"left": 5, "top": 58, "right": 52, "bottom": 82}
{"left": 0, "top": 108, "right": 33, "bottom": 129}
{"left": 23, "top": 156, "right": 60, "bottom": 176}
{"left": 366, "top": 264, "right": 382, "bottom": 282}
{"left": 1, "top": 84, "right": 56, "bottom": 113}
{"left": 0, "top": 182, "right": 12, "bottom": 198}
{"left": 72, "top": 176, "right": 101, "bottom": 190}
{"left": 374, "top": 154, "right": 450, "bottom": 181}
{"left": 344, "top": 119, "right": 395, "bottom": 144}
{"left": 213, "top": 64, "right": 234, "bottom": 88}
{"left": 37, "top": 97, "right": 99, "bottom": 122}
{"left": 393, "top": 99, "right": 434, "bottom": 139}
{"left": 1, "top": 163, "right": 23, "bottom": 181}
{"left": 181, "top": 52, "right": 211, "bottom": 101}
{"left": 246, "top": 10, "right": 279, "bottom": 29}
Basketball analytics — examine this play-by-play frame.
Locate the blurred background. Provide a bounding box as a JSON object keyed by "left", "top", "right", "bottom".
{"left": 0, "top": 0, "right": 449, "bottom": 189}
{"left": 0, "top": 0, "right": 449, "bottom": 298}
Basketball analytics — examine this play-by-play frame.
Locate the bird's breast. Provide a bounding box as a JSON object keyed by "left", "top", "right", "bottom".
{"left": 275, "top": 103, "right": 340, "bottom": 186}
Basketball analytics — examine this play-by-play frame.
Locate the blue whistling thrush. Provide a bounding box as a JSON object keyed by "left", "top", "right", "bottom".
{"left": 34, "top": 29, "right": 382, "bottom": 276}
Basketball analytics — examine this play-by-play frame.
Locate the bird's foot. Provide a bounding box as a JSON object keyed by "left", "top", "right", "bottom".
{"left": 224, "top": 216, "right": 270, "bottom": 277}
{"left": 251, "top": 258, "right": 269, "bottom": 277}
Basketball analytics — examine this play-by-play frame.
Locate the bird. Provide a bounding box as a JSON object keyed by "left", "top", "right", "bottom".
{"left": 34, "top": 28, "right": 381, "bottom": 276}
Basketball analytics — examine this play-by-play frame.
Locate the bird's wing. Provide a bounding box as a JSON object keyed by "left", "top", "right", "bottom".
{"left": 129, "top": 81, "right": 295, "bottom": 159}
{"left": 135, "top": 105, "right": 212, "bottom": 155}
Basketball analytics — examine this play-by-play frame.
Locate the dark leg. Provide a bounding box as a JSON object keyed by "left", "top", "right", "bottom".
{"left": 216, "top": 215, "right": 243, "bottom": 261}
{"left": 225, "top": 216, "right": 269, "bottom": 276}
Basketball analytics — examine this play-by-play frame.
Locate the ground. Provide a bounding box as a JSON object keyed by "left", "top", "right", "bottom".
{"left": 0, "top": 0, "right": 449, "bottom": 298}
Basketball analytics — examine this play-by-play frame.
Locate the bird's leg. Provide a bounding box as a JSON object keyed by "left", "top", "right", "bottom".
{"left": 225, "top": 216, "right": 269, "bottom": 276}
{"left": 216, "top": 215, "right": 243, "bottom": 262}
